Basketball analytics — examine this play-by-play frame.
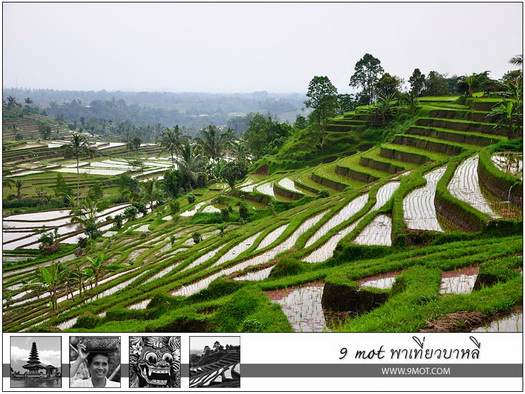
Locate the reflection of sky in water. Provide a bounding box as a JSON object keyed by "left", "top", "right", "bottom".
{"left": 273, "top": 286, "right": 329, "bottom": 333}
{"left": 360, "top": 276, "right": 396, "bottom": 289}
{"left": 439, "top": 275, "right": 477, "bottom": 294}
{"left": 473, "top": 313, "right": 522, "bottom": 333}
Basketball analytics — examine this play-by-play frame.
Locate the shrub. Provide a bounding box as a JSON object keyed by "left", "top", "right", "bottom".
{"left": 187, "top": 193, "right": 196, "bottom": 204}
{"left": 269, "top": 257, "right": 305, "bottom": 278}
{"left": 220, "top": 208, "right": 229, "bottom": 222}
{"left": 124, "top": 206, "right": 138, "bottom": 221}
{"left": 114, "top": 214, "right": 123, "bottom": 230}
{"left": 318, "top": 190, "right": 330, "bottom": 198}
{"left": 169, "top": 201, "right": 180, "bottom": 214}
{"left": 241, "top": 318, "right": 265, "bottom": 332}
{"left": 192, "top": 231, "right": 202, "bottom": 244}
{"left": 239, "top": 203, "right": 249, "bottom": 221}
{"left": 74, "top": 312, "right": 101, "bottom": 329}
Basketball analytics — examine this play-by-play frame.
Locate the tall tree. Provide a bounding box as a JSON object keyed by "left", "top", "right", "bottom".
{"left": 157, "top": 125, "right": 186, "bottom": 168}
{"left": 349, "top": 53, "right": 384, "bottom": 104}
{"left": 375, "top": 73, "right": 403, "bottom": 98}
{"left": 219, "top": 160, "right": 247, "bottom": 190}
{"left": 140, "top": 179, "right": 162, "bottom": 210}
{"left": 63, "top": 134, "right": 92, "bottom": 205}
{"left": 408, "top": 68, "right": 426, "bottom": 96}
{"left": 14, "top": 179, "right": 24, "bottom": 199}
{"left": 242, "top": 114, "right": 291, "bottom": 159}
{"left": 422, "top": 71, "right": 449, "bottom": 96}
{"left": 198, "top": 125, "right": 226, "bottom": 162}
{"left": 37, "top": 121, "right": 52, "bottom": 140}
{"left": 304, "top": 76, "right": 339, "bottom": 126}
{"left": 176, "top": 142, "right": 205, "bottom": 190}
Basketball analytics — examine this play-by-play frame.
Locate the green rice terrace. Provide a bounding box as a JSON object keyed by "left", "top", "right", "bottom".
{"left": 2, "top": 90, "right": 523, "bottom": 334}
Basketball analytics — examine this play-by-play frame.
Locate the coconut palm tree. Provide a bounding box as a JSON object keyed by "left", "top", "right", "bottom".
{"left": 71, "top": 197, "right": 101, "bottom": 239}
{"left": 176, "top": 141, "right": 205, "bottom": 190}
{"left": 198, "top": 125, "right": 227, "bottom": 162}
{"left": 63, "top": 134, "right": 92, "bottom": 205}
{"left": 140, "top": 179, "right": 163, "bottom": 211}
{"left": 509, "top": 55, "right": 523, "bottom": 67}
{"left": 158, "top": 125, "right": 186, "bottom": 168}
{"left": 14, "top": 179, "right": 24, "bottom": 199}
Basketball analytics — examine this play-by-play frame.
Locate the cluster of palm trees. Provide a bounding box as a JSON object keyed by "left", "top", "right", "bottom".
{"left": 157, "top": 124, "right": 246, "bottom": 191}
{"left": 23, "top": 253, "right": 105, "bottom": 311}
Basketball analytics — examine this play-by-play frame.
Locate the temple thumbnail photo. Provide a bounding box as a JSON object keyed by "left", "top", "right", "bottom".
{"left": 10, "top": 337, "right": 61, "bottom": 388}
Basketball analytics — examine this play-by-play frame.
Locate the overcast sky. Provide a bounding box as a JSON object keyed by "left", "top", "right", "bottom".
{"left": 3, "top": 2, "right": 522, "bottom": 93}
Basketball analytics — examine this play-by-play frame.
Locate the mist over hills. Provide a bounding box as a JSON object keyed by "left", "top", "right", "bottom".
{"left": 2, "top": 88, "right": 310, "bottom": 133}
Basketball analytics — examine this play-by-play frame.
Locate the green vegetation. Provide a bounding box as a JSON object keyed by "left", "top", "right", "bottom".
{"left": 3, "top": 54, "right": 522, "bottom": 334}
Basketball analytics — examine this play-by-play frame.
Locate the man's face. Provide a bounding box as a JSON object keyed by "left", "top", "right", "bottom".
{"left": 89, "top": 354, "right": 109, "bottom": 379}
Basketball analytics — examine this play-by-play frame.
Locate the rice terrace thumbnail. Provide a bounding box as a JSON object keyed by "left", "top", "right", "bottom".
{"left": 2, "top": 2, "right": 523, "bottom": 334}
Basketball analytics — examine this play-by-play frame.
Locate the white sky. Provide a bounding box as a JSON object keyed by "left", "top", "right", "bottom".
{"left": 3, "top": 2, "right": 523, "bottom": 93}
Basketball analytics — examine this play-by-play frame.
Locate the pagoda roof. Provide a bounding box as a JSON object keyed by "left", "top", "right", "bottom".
{"left": 22, "top": 362, "right": 47, "bottom": 370}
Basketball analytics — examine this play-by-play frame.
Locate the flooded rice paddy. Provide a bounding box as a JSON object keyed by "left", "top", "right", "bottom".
{"left": 352, "top": 214, "right": 392, "bottom": 246}
{"left": 439, "top": 267, "right": 478, "bottom": 295}
{"left": 267, "top": 282, "right": 331, "bottom": 332}
{"left": 491, "top": 153, "right": 523, "bottom": 179}
{"left": 403, "top": 167, "right": 446, "bottom": 232}
{"left": 256, "top": 182, "right": 275, "bottom": 197}
{"left": 233, "top": 266, "right": 273, "bottom": 281}
{"left": 448, "top": 155, "right": 500, "bottom": 218}
{"left": 171, "top": 211, "right": 327, "bottom": 296}
{"left": 277, "top": 178, "right": 304, "bottom": 194}
{"left": 305, "top": 194, "right": 369, "bottom": 248}
{"left": 472, "top": 311, "right": 522, "bottom": 332}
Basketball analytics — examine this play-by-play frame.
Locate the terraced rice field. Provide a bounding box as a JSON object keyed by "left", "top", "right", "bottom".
{"left": 303, "top": 181, "right": 399, "bottom": 263}
{"left": 3, "top": 204, "right": 130, "bottom": 250}
{"left": 491, "top": 153, "right": 523, "bottom": 179}
{"left": 447, "top": 155, "right": 500, "bottom": 218}
{"left": 172, "top": 211, "right": 327, "bottom": 297}
{"left": 352, "top": 214, "right": 392, "bottom": 246}
{"left": 2, "top": 96, "right": 522, "bottom": 334}
{"left": 403, "top": 167, "right": 446, "bottom": 232}
{"left": 439, "top": 267, "right": 478, "bottom": 295}
{"left": 267, "top": 282, "right": 330, "bottom": 332}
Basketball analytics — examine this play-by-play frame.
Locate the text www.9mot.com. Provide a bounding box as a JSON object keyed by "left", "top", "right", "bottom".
{"left": 381, "top": 367, "right": 451, "bottom": 376}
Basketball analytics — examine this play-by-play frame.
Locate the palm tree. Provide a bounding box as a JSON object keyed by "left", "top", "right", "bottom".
{"left": 198, "top": 125, "right": 226, "bottom": 162}
{"left": 71, "top": 197, "right": 100, "bottom": 239}
{"left": 176, "top": 141, "right": 205, "bottom": 190}
{"left": 140, "top": 179, "right": 162, "bottom": 211}
{"left": 63, "top": 134, "right": 92, "bottom": 205}
{"left": 509, "top": 55, "right": 523, "bottom": 67}
{"left": 157, "top": 125, "right": 186, "bottom": 168}
{"left": 458, "top": 72, "right": 490, "bottom": 97}
{"left": 399, "top": 91, "right": 419, "bottom": 115}
{"left": 14, "top": 179, "right": 24, "bottom": 199}
{"left": 367, "top": 93, "right": 397, "bottom": 127}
